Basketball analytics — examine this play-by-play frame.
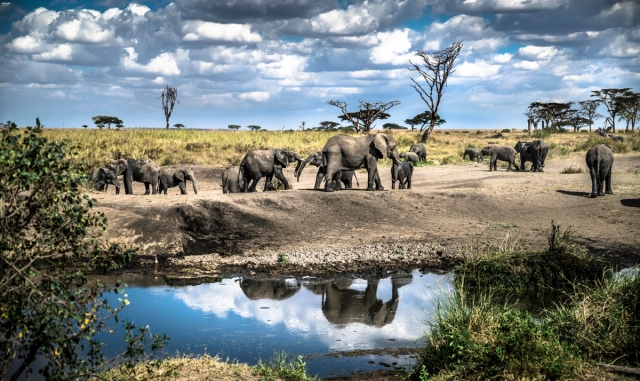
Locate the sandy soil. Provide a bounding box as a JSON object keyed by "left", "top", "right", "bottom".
{"left": 92, "top": 153, "right": 640, "bottom": 278}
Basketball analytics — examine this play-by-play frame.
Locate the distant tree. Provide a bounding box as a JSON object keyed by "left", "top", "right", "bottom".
{"left": 318, "top": 121, "right": 340, "bottom": 132}
{"left": 158, "top": 85, "right": 179, "bottom": 130}
{"left": 562, "top": 108, "right": 591, "bottom": 132}
{"left": 115, "top": 123, "right": 124, "bottom": 131}
{"left": 326, "top": 100, "right": 400, "bottom": 134}
{"left": 618, "top": 91, "right": 640, "bottom": 132}
{"left": 228, "top": 124, "right": 241, "bottom": 131}
{"left": 92, "top": 116, "right": 122, "bottom": 130}
{"left": 1, "top": 120, "right": 17, "bottom": 130}
{"left": 97, "top": 123, "right": 105, "bottom": 130}
{"left": 82, "top": 124, "right": 88, "bottom": 129}
{"left": 173, "top": 123, "right": 185, "bottom": 129}
{"left": 408, "top": 41, "right": 463, "bottom": 142}
{"left": 247, "top": 125, "right": 261, "bottom": 131}
{"left": 405, "top": 111, "right": 446, "bottom": 133}
{"left": 577, "top": 100, "right": 602, "bottom": 132}
{"left": 591, "top": 88, "right": 631, "bottom": 133}
{"left": 299, "top": 121, "right": 306, "bottom": 131}
{"left": 383, "top": 123, "right": 408, "bottom": 131}
{"left": 35, "top": 117, "right": 44, "bottom": 130}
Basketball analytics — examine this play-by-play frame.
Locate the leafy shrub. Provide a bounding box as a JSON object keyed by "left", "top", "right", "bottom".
{"left": 277, "top": 252, "right": 290, "bottom": 264}
{"left": 501, "top": 128, "right": 511, "bottom": 133}
{"left": 532, "top": 129, "right": 550, "bottom": 139}
{"left": 561, "top": 166, "right": 584, "bottom": 174}
{"left": 256, "top": 351, "right": 318, "bottom": 381}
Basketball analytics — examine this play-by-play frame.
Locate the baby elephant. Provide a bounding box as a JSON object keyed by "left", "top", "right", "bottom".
{"left": 463, "top": 148, "right": 483, "bottom": 163}
{"left": 399, "top": 152, "right": 419, "bottom": 166}
{"left": 480, "top": 145, "right": 520, "bottom": 171}
{"left": 221, "top": 166, "right": 245, "bottom": 194}
{"left": 586, "top": 144, "right": 614, "bottom": 198}
{"left": 158, "top": 167, "right": 198, "bottom": 195}
{"left": 391, "top": 160, "right": 413, "bottom": 189}
{"left": 89, "top": 167, "right": 121, "bottom": 194}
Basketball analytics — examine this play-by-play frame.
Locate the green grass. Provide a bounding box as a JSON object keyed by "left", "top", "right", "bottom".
{"left": 277, "top": 252, "right": 290, "bottom": 264}
{"left": 255, "top": 351, "right": 318, "bottom": 381}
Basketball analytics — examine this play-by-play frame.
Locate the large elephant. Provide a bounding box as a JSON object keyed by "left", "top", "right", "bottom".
{"left": 320, "top": 274, "right": 411, "bottom": 327}
{"left": 158, "top": 166, "right": 197, "bottom": 195}
{"left": 321, "top": 133, "right": 401, "bottom": 192}
{"left": 391, "top": 160, "right": 413, "bottom": 189}
{"left": 463, "top": 148, "right": 483, "bottom": 163}
{"left": 399, "top": 152, "right": 419, "bottom": 166}
{"left": 239, "top": 278, "right": 301, "bottom": 300}
{"left": 109, "top": 158, "right": 160, "bottom": 194}
{"left": 240, "top": 149, "right": 303, "bottom": 192}
{"left": 221, "top": 166, "right": 245, "bottom": 194}
{"left": 88, "top": 167, "right": 121, "bottom": 194}
{"left": 410, "top": 143, "right": 427, "bottom": 162}
{"left": 295, "top": 151, "right": 359, "bottom": 190}
{"left": 586, "top": 144, "right": 614, "bottom": 198}
{"left": 514, "top": 140, "right": 549, "bottom": 172}
{"left": 480, "top": 145, "right": 520, "bottom": 171}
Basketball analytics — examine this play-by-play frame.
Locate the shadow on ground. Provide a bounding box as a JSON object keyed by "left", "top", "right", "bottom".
{"left": 556, "top": 190, "right": 590, "bottom": 197}
{"left": 621, "top": 199, "right": 640, "bottom": 208}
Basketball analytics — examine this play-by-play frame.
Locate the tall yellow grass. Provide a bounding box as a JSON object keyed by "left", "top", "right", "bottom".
{"left": 41, "top": 128, "right": 639, "bottom": 169}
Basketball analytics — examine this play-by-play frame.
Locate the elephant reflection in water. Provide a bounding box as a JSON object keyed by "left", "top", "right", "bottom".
{"left": 239, "top": 278, "right": 301, "bottom": 301}
{"left": 321, "top": 274, "right": 412, "bottom": 327}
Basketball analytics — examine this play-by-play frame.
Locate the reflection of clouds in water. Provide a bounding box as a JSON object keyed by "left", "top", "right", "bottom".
{"left": 173, "top": 271, "right": 452, "bottom": 351}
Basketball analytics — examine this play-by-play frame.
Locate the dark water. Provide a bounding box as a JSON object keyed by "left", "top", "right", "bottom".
{"left": 97, "top": 269, "right": 453, "bottom": 377}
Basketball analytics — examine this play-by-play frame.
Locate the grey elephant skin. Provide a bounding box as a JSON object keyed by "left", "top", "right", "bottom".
{"left": 480, "top": 145, "right": 520, "bottom": 171}
{"left": 586, "top": 144, "right": 614, "bottom": 198}
{"left": 514, "top": 140, "right": 549, "bottom": 172}
{"left": 399, "top": 151, "right": 419, "bottom": 166}
{"left": 88, "top": 167, "right": 121, "bottom": 194}
{"left": 158, "top": 166, "right": 197, "bottom": 195}
{"left": 410, "top": 143, "right": 427, "bottom": 161}
{"left": 239, "top": 278, "right": 301, "bottom": 300}
{"left": 239, "top": 149, "right": 302, "bottom": 192}
{"left": 321, "top": 133, "right": 401, "bottom": 192}
{"left": 391, "top": 160, "right": 413, "bottom": 189}
{"left": 463, "top": 148, "right": 483, "bottom": 163}
{"left": 295, "top": 151, "right": 359, "bottom": 190}
{"left": 109, "top": 158, "right": 160, "bottom": 194}
{"left": 221, "top": 166, "right": 245, "bottom": 193}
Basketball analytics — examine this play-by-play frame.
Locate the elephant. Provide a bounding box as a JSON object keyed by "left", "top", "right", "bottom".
{"left": 514, "top": 140, "right": 549, "bottom": 172}
{"left": 295, "top": 151, "right": 359, "bottom": 190}
{"left": 239, "top": 149, "right": 303, "bottom": 192}
{"left": 321, "top": 133, "right": 401, "bottom": 192}
{"left": 463, "top": 148, "right": 483, "bottom": 163}
{"left": 410, "top": 143, "right": 427, "bottom": 162}
{"left": 480, "top": 145, "right": 520, "bottom": 171}
{"left": 88, "top": 167, "right": 121, "bottom": 194}
{"left": 239, "top": 278, "right": 301, "bottom": 300}
{"left": 109, "top": 158, "right": 160, "bottom": 194}
{"left": 221, "top": 166, "right": 245, "bottom": 194}
{"left": 399, "top": 152, "right": 419, "bottom": 166}
{"left": 158, "top": 166, "right": 197, "bottom": 195}
{"left": 391, "top": 160, "right": 413, "bottom": 189}
{"left": 320, "top": 274, "right": 411, "bottom": 327}
{"left": 586, "top": 144, "right": 614, "bottom": 198}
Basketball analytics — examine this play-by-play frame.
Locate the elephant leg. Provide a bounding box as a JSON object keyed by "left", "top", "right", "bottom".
{"left": 511, "top": 160, "right": 519, "bottom": 172}
{"left": 364, "top": 155, "right": 379, "bottom": 191}
{"left": 144, "top": 182, "right": 151, "bottom": 195}
{"left": 314, "top": 168, "right": 325, "bottom": 190}
{"left": 605, "top": 168, "right": 613, "bottom": 194}
{"left": 399, "top": 174, "right": 405, "bottom": 189}
{"left": 178, "top": 182, "right": 187, "bottom": 194}
{"left": 589, "top": 166, "right": 598, "bottom": 198}
{"left": 274, "top": 167, "right": 291, "bottom": 190}
{"left": 597, "top": 168, "right": 606, "bottom": 197}
{"left": 374, "top": 169, "right": 384, "bottom": 191}
{"left": 323, "top": 154, "right": 341, "bottom": 192}
{"left": 249, "top": 173, "right": 261, "bottom": 192}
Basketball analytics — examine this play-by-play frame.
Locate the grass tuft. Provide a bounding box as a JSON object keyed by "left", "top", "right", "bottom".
{"left": 561, "top": 166, "right": 584, "bottom": 174}
{"left": 255, "top": 351, "right": 318, "bottom": 381}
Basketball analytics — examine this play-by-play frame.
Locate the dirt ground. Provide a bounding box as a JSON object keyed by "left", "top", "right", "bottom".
{"left": 91, "top": 152, "right": 640, "bottom": 278}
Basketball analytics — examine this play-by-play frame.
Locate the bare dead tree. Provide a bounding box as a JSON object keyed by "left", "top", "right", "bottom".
{"left": 326, "top": 100, "right": 400, "bottom": 134}
{"left": 408, "top": 41, "right": 463, "bottom": 143}
{"left": 299, "top": 121, "right": 306, "bottom": 131}
{"left": 158, "top": 85, "right": 179, "bottom": 130}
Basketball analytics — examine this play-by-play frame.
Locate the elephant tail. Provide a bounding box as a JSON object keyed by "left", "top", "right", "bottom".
{"left": 595, "top": 147, "right": 602, "bottom": 182}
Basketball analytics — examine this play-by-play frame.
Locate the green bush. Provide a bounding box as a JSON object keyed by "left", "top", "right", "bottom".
{"left": 532, "top": 129, "right": 550, "bottom": 139}
{"left": 0, "top": 126, "right": 167, "bottom": 380}
{"left": 256, "top": 351, "right": 318, "bottom": 381}
{"left": 501, "top": 128, "right": 511, "bottom": 133}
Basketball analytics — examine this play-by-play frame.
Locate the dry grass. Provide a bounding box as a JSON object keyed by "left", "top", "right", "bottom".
{"left": 41, "top": 128, "right": 640, "bottom": 169}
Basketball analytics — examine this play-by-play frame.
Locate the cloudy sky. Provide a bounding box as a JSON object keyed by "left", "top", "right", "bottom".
{"left": 0, "top": 0, "right": 638, "bottom": 129}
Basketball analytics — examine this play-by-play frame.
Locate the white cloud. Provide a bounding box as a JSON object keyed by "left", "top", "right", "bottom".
{"left": 370, "top": 29, "right": 413, "bottom": 65}
{"left": 456, "top": 60, "right": 501, "bottom": 77}
{"left": 599, "top": 35, "right": 640, "bottom": 58}
{"left": 33, "top": 44, "right": 74, "bottom": 61}
{"left": 47, "top": 90, "right": 66, "bottom": 98}
{"left": 518, "top": 45, "right": 558, "bottom": 60}
{"left": 257, "top": 55, "right": 307, "bottom": 79}
{"left": 102, "top": 85, "right": 134, "bottom": 98}
{"left": 239, "top": 91, "right": 270, "bottom": 102}
{"left": 126, "top": 3, "right": 151, "bottom": 17}
{"left": 350, "top": 70, "right": 383, "bottom": 79}
{"left": 182, "top": 21, "right": 262, "bottom": 43}
{"left": 492, "top": 53, "right": 512, "bottom": 63}
{"left": 6, "top": 35, "right": 42, "bottom": 53}
{"left": 562, "top": 74, "right": 595, "bottom": 83}
{"left": 513, "top": 60, "right": 540, "bottom": 70}
{"left": 54, "top": 10, "right": 114, "bottom": 43}
{"left": 121, "top": 47, "right": 181, "bottom": 76}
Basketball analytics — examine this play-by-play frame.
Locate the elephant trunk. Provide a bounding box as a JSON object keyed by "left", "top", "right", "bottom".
{"left": 192, "top": 180, "right": 198, "bottom": 194}
{"left": 296, "top": 159, "right": 309, "bottom": 182}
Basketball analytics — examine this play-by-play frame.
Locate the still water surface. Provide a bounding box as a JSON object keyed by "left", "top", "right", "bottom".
{"left": 100, "top": 270, "right": 453, "bottom": 377}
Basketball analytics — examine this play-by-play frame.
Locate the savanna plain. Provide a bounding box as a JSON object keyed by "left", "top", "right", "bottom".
{"left": 43, "top": 128, "right": 640, "bottom": 380}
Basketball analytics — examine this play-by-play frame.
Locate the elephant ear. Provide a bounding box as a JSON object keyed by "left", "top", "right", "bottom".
{"left": 373, "top": 134, "right": 388, "bottom": 159}
{"left": 174, "top": 170, "right": 185, "bottom": 182}
{"left": 275, "top": 149, "right": 289, "bottom": 167}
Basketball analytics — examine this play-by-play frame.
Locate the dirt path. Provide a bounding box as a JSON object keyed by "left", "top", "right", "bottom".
{"left": 93, "top": 153, "right": 640, "bottom": 277}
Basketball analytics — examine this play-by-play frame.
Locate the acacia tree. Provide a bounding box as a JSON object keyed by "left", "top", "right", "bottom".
{"left": 0, "top": 126, "right": 167, "bottom": 381}
{"left": 247, "top": 125, "right": 261, "bottom": 131}
{"left": 158, "top": 85, "right": 179, "bottom": 130}
{"left": 618, "top": 91, "right": 640, "bottom": 132}
{"left": 405, "top": 111, "right": 446, "bottom": 133}
{"left": 318, "top": 121, "right": 340, "bottom": 131}
{"left": 91, "top": 116, "right": 122, "bottom": 130}
{"left": 408, "top": 41, "right": 463, "bottom": 143}
{"left": 326, "top": 100, "right": 400, "bottom": 134}
{"left": 228, "top": 124, "right": 241, "bottom": 131}
{"left": 578, "top": 100, "right": 602, "bottom": 132}
{"left": 591, "top": 88, "right": 631, "bottom": 133}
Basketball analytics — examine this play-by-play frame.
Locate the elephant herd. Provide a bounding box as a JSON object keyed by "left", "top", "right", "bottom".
{"left": 88, "top": 133, "right": 615, "bottom": 199}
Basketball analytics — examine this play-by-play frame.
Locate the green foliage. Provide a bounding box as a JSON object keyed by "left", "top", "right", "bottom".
{"left": 395, "top": 135, "right": 416, "bottom": 148}
{"left": 255, "top": 351, "right": 318, "bottom": 381}
{"left": 91, "top": 115, "right": 123, "bottom": 130}
{"left": 277, "top": 252, "right": 290, "bottom": 264}
{"left": 573, "top": 134, "right": 636, "bottom": 153}
{"left": 561, "top": 166, "right": 584, "bottom": 174}
{"left": 548, "top": 142, "right": 571, "bottom": 158}
{"left": 228, "top": 124, "right": 241, "bottom": 131}
{"left": 173, "top": 123, "right": 185, "bottom": 129}
{"left": 501, "top": 128, "right": 511, "bottom": 133}
{"left": 415, "top": 160, "right": 436, "bottom": 167}
{"left": 0, "top": 126, "right": 167, "bottom": 380}
{"left": 532, "top": 129, "right": 550, "bottom": 139}
{"left": 455, "top": 223, "right": 613, "bottom": 292}
{"left": 247, "top": 125, "right": 262, "bottom": 131}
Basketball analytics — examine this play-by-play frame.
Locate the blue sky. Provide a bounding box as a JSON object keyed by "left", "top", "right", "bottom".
{"left": 0, "top": 0, "right": 638, "bottom": 130}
